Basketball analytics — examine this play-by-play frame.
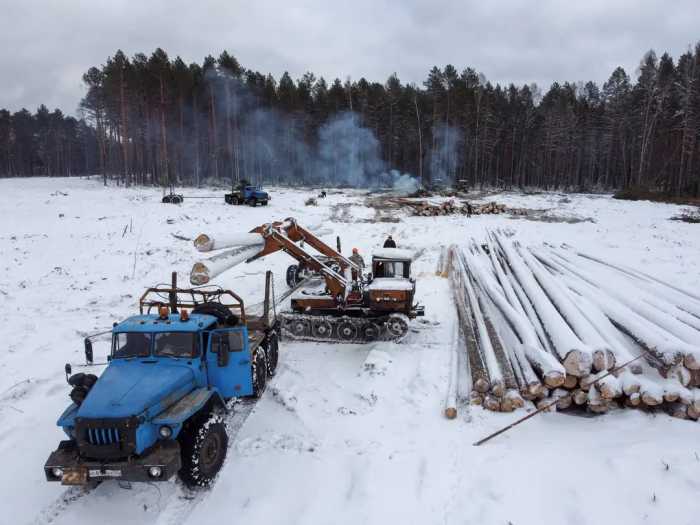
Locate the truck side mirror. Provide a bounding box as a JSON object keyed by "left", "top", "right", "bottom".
{"left": 84, "top": 338, "right": 93, "bottom": 364}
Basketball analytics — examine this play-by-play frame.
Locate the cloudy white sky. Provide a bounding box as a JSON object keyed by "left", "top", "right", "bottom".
{"left": 1, "top": 0, "right": 698, "bottom": 114}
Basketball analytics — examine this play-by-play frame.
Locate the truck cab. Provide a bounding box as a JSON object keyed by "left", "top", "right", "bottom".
{"left": 45, "top": 273, "right": 278, "bottom": 488}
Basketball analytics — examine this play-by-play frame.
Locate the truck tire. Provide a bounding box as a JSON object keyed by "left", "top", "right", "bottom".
{"left": 178, "top": 412, "right": 228, "bottom": 488}
{"left": 286, "top": 264, "right": 299, "bottom": 287}
{"left": 192, "top": 302, "right": 238, "bottom": 326}
{"left": 265, "top": 333, "right": 279, "bottom": 376}
{"left": 252, "top": 349, "right": 267, "bottom": 398}
{"left": 261, "top": 200, "right": 268, "bottom": 206}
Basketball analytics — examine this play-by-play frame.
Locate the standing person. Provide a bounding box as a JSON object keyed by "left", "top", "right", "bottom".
{"left": 466, "top": 202, "right": 473, "bottom": 218}
{"left": 383, "top": 235, "right": 397, "bottom": 248}
{"left": 349, "top": 247, "right": 365, "bottom": 281}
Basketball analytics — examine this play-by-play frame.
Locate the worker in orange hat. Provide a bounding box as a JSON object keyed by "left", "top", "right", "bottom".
{"left": 349, "top": 247, "right": 365, "bottom": 281}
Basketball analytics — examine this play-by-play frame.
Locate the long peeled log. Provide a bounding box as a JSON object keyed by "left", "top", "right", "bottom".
{"left": 193, "top": 232, "right": 264, "bottom": 252}
{"left": 448, "top": 246, "right": 489, "bottom": 394}
{"left": 190, "top": 245, "right": 263, "bottom": 285}
{"left": 444, "top": 322, "right": 460, "bottom": 419}
{"left": 463, "top": 268, "right": 505, "bottom": 397}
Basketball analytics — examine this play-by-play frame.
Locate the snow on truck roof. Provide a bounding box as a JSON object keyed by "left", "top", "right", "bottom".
{"left": 113, "top": 313, "right": 218, "bottom": 333}
{"left": 372, "top": 248, "right": 414, "bottom": 261}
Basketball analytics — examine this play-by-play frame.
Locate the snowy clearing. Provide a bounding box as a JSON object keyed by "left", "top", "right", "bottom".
{"left": 2, "top": 177, "right": 700, "bottom": 525}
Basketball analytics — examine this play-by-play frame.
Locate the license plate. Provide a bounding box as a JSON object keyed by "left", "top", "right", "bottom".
{"left": 88, "top": 469, "right": 122, "bottom": 478}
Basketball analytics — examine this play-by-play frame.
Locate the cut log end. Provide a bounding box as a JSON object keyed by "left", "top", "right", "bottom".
{"left": 189, "top": 263, "right": 210, "bottom": 285}
{"left": 193, "top": 233, "right": 213, "bottom": 252}
{"left": 543, "top": 372, "right": 566, "bottom": 389}
{"left": 474, "top": 377, "right": 491, "bottom": 394}
{"left": 562, "top": 350, "right": 592, "bottom": 378}
{"left": 444, "top": 407, "right": 458, "bottom": 419}
{"left": 483, "top": 394, "right": 501, "bottom": 412}
{"left": 684, "top": 353, "right": 700, "bottom": 371}
{"left": 563, "top": 374, "right": 578, "bottom": 389}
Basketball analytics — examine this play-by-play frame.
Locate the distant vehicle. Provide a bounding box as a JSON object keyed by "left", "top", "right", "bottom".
{"left": 44, "top": 272, "right": 279, "bottom": 488}
{"left": 162, "top": 193, "right": 184, "bottom": 204}
{"left": 224, "top": 180, "right": 270, "bottom": 206}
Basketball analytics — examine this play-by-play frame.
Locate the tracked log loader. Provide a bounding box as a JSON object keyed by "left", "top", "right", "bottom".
{"left": 246, "top": 218, "right": 424, "bottom": 342}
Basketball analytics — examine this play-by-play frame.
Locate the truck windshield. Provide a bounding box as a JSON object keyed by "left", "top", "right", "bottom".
{"left": 154, "top": 332, "right": 199, "bottom": 358}
{"left": 374, "top": 260, "right": 408, "bottom": 278}
{"left": 113, "top": 332, "right": 152, "bottom": 359}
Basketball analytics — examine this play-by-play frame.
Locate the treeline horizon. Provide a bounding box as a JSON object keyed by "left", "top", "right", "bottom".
{"left": 0, "top": 43, "right": 699, "bottom": 196}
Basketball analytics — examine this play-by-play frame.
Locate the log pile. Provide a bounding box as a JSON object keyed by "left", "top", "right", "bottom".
{"left": 390, "top": 198, "right": 528, "bottom": 217}
{"left": 447, "top": 233, "right": 700, "bottom": 418}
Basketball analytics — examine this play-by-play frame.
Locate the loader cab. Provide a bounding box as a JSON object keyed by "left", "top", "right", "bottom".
{"left": 367, "top": 249, "right": 416, "bottom": 314}
{"left": 371, "top": 248, "right": 414, "bottom": 280}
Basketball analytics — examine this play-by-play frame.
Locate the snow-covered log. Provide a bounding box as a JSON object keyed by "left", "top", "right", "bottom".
{"left": 193, "top": 232, "right": 264, "bottom": 252}
{"left": 190, "top": 245, "right": 262, "bottom": 285}
{"left": 521, "top": 247, "right": 617, "bottom": 371}
{"left": 494, "top": 238, "right": 593, "bottom": 376}
{"left": 461, "top": 249, "right": 565, "bottom": 388}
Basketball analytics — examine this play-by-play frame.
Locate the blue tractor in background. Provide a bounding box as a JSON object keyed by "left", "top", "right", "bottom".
{"left": 44, "top": 272, "right": 279, "bottom": 488}
{"left": 224, "top": 179, "right": 270, "bottom": 206}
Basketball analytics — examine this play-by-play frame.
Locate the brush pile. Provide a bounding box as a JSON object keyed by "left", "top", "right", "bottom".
{"left": 394, "top": 198, "right": 527, "bottom": 217}
{"left": 448, "top": 232, "right": 700, "bottom": 418}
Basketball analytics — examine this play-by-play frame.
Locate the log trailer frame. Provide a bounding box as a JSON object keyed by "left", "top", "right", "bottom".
{"left": 246, "top": 218, "right": 424, "bottom": 342}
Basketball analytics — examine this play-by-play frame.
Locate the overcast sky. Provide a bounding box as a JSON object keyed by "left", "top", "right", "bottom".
{"left": 1, "top": 0, "right": 698, "bottom": 115}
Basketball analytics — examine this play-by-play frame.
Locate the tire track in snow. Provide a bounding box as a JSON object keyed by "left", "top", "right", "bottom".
{"left": 152, "top": 398, "right": 257, "bottom": 525}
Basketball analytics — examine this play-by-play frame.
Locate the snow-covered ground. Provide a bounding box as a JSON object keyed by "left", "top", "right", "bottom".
{"left": 1, "top": 177, "right": 699, "bottom": 525}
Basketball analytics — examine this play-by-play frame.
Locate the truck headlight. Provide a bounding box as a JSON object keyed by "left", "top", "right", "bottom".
{"left": 159, "top": 425, "right": 172, "bottom": 439}
{"left": 51, "top": 467, "right": 64, "bottom": 479}
{"left": 148, "top": 466, "right": 162, "bottom": 478}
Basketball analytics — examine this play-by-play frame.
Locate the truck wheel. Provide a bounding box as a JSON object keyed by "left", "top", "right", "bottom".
{"left": 261, "top": 201, "right": 268, "bottom": 206}
{"left": 265, "top": 333, "right": 279, "bottom": 377}
{"left": 386, "top": 314, "right": 409, "bottom": 340}
{"left": 178, "top": 412, "right": 228, "bottom": 488}
{"left": 286, "top": 264, "right": 299, "bottom": 287}
{"left": 252, "top": 349, "right": 267, "bottom": 398}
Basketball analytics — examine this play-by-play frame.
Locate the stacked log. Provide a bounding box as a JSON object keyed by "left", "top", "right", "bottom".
{"left": 447, "top": 233, "right": 700, "bottom": 419}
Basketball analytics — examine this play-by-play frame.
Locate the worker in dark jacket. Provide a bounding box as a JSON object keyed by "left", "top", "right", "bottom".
{"left": 383, "top": 235, "right": 397, "bottom": 248}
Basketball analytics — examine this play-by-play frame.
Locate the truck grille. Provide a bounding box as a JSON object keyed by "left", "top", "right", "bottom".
{"left": 86, "top": 427, "right": 122, "bottom": 445}
{"left": 75, "top": 417, "right": 138, "bottom": 459}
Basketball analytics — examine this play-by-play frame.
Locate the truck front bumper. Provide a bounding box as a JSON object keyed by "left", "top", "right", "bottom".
{"left": 44, "top": 440, "right": 181, "bottom": 485}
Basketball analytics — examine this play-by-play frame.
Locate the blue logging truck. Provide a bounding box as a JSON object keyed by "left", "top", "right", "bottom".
{"left": 224, "top": 180, "right": 270, "bottom": 206}
{"left": 44, "top": 272, "right": 279, "bottom": 488}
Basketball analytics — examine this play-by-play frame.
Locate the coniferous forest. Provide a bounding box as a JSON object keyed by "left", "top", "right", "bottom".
{"left": 1, "top": 45, "right": 699, "bottom": 196}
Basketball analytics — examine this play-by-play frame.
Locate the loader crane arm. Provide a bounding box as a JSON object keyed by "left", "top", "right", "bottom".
{"left": 246, "top": 218, "right": 360, "bottom": 302}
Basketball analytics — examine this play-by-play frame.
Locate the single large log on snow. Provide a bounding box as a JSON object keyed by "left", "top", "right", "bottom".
{"left": 444, "top": 322, "right": 460, "bottom": 419}
{"left": 190, "top": 245, "right": 263, "bottom": 285}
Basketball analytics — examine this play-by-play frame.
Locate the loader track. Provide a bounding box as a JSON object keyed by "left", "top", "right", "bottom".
{"left": 279, "top": 312, "right": 410, "bottom": 343}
